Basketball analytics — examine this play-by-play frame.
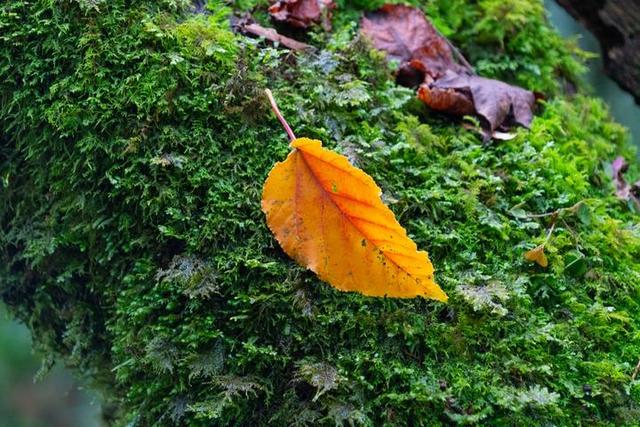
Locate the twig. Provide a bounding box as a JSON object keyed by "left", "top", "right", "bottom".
{"left": 244, "top": 23, "right": 312, "bottom": 52}
{"left": 560, "top": 217, "right": 581, "bottom": 248}
{"left": 432, "top": 26, "right": 474, "bottom": 73}
{"left": 265, "top": 89, "right": 296, "bottom": 142}
{"left": 543, "top": 220, "right": 556, "bottom": 245}
{"left": 449, "top": 40, "right": 474, "bottom": 73}
{"left": 513, "top": 200, "right": 585, "bottom": 219}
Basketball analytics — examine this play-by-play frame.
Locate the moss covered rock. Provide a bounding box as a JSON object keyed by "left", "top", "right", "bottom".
{"left": 1, "top": 0, "right": 639, "bottom": 425}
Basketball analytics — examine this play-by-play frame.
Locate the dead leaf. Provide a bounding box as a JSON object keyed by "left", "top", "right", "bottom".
{"left": 232, "top": 15, "right": 312, "bottom": 51}
{"left": 269, "top": 0, "right": 336, "bottom": 31}
{"left": 417, "top": 82, "right": 474, "bottom": 117}
{"left": 524, "top": 245, "right": 548, "bottom": 268}
{"left": 262, "top": 138, "right": 447, "bottom": 300}
{"left": 360, "top": 4, "right": 467, "bottom": 80}
{"left": 396, "top": 61, "right": 429, "bottom": 88}
{"left": 429, "top": 71, "right": 536, "bottom": 131}
{"left": 611, "top": 156, "right": 640, "bottom": 210}
{"left": 360, "top": 4, "right": 536, "bottom": 135}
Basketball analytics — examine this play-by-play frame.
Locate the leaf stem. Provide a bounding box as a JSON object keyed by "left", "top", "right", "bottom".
{"left": 543, "top": 219, "right": 556, "bottom": 245}
{"left": 265, "top": 89, "right": 296, "bottom": 142}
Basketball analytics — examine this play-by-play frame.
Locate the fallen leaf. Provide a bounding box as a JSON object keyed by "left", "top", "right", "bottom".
{"left": 611, "top": 156, "right": 640, "bottom": 210}
{"left": 262, "top": 138, "right": 447, "bottom": 300}
{"left": 429, "top": 71, "right": 536, "bottom": 131}
{"left": 360, "top": 4, "right": 466, "bottom": 80}
{"left": 232, "top": 15, "right": 312, "bottom": 51}
{"left": 396, "top": 61, "right": 429, "bottom": 88}
{"left": 269, "top": 0, "right": 336, "bottom": 31}
{"left": 360, "top": 4, "right": 536, "bottom": 135}
{"left": 417, "top": 82, "right": 475, "bottom": 117}
{"left": 563, "top": 250, "right": 587, "bottom": 277}
{"left": 524, "top": 245, "right": 548, "bottom": 268}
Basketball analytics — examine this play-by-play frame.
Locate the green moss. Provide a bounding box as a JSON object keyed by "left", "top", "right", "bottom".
{"left": 1, "top": 0, "right": 639, "bottom": 425}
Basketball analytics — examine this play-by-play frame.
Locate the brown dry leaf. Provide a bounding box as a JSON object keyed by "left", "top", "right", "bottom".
{"left": 262, "top": 137, "right": 447, "bottom": 301}
{"left": 429, "top": 71, "right": 535, "bottom": 131}
{"left": 360, "top": 4, "right": 466, "bottom": 80}
{"left": 269, "top": 0, "right": 336, "bottom": 31}
{"left": 524, "top": 245, "right": 548, "bottom": 268}
{"left": 360, "top": 4, "right": 537, "bottom": 135}
{"left": 232, "top": 15, "right": 312, "bottom": 51}
{"left": 417, "top": 82, "right": 474, "bottom": 116}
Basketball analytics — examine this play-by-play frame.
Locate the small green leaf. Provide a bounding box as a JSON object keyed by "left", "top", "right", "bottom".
{"left": 564, "top": 250, "right": 587, "bottom": 277}
{"left": 576, "top": 204, "right": 592, "bottom": 225}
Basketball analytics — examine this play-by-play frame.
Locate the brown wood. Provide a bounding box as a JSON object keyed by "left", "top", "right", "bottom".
{"left": 556, "top": 0, "right": 640, "bottom": 103}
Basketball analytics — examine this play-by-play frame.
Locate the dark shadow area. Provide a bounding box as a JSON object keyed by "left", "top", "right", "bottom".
{"left": 0, "top": 304, "right": 101, "bottom": 427}
{"left": 546, "top": 0, "right": 640, "bottom": 152}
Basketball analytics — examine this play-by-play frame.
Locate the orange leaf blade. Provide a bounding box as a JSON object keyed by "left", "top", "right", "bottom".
{"left": 524, "top": 245, "right": 548, "bottom": 268}
{"left": 262, "top": 137, "right": 447, "bottom": 301}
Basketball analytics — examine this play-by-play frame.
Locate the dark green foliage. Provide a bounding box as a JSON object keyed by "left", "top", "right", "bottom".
{"left": 1, "top": 0, "right": 639, "bottom": 425}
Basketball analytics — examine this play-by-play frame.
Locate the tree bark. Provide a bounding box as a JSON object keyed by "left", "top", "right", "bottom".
{"left": 556, "top": 0, "right": 640, "bottom": 104}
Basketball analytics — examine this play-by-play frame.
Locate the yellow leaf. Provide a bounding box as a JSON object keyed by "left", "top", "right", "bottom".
{"left": 262, "top": 137, "right": 447, "bottom": 301}
{"left": 524, "top": 245, "right": 548, "bottom": 267}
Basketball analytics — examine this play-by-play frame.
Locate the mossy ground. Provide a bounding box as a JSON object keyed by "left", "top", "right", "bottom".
{"left": 1, "top": 0, "right": 639, "bottom": 425}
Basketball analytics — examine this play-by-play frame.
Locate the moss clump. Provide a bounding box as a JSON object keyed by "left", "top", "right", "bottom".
{"left": 1, "top": 0, "right": 639, "bottom": 425}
